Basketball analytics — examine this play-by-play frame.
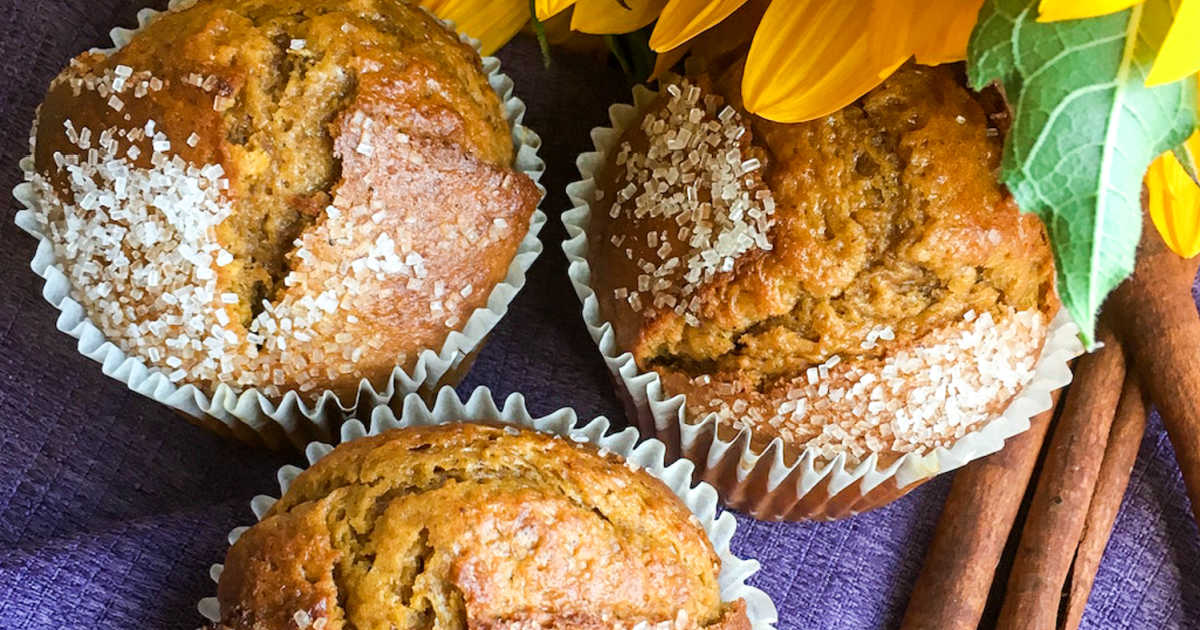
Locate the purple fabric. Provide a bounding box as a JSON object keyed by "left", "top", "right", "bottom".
{"left": 0, "top": 1, "right": 1197, "bottom": 628}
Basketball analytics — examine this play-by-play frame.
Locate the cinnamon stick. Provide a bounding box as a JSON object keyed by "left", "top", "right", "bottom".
{"left": 1107, "top": 214, "right": 1200, "bottom": 528}
{"left": 899, "top": 388, "right": 1065, "bottom": 630}
{"left": 1060, "top": 374, "right": 1147, "bottom": 630}
{"left": 995, "top": 325, "right": 1125, "bottom": 630}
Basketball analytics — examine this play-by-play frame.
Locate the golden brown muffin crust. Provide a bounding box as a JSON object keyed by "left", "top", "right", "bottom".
{"left": 212, "top": 424, "right": 750, "bottom": 630}
{"left": 588, "top": 62, "right": 1057, "bottom": 461}
{"left": 593, "top": 62, "right": 1054, "bottom": 378}
{"left": 31, "top": 0, "right": 539, "bottom": 399}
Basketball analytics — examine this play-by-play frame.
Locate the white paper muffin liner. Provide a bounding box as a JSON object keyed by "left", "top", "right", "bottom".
{"left": 561, "top": 84, "right": 1084, "bottom": 521}
{"left": 196, "top": 386, "right": 778, "bottom": 629}
{"left": 12, "top": 1, "right": 546, "bottom": 449}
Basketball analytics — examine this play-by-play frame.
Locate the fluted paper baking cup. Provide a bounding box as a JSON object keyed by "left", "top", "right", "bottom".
{"left": 197, "top": 386, "right": 778, "bottom": 629}
{"left": 561, "top": 84, "right": 1083, "bottom": 521}
{"left": 12, "top": 1, "right": 546, "bottom": 449}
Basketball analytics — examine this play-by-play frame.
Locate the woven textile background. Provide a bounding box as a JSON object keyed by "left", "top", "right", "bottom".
{"left": 1, "top": 1, "right": 1198, "bottom": 628}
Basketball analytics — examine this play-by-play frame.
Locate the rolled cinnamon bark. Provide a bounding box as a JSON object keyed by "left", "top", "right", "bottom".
{"left": 995, "top": 326, "right": 1125, "bottom": 630}
{"left": 1107, "top": 215, "right": 1200, "bottom": 529}
{"left": 899, "top": 388, "right": 1065, "bottom": 630}
{"left": 1060, "top": 375, "right": 1147, "bottom": 630}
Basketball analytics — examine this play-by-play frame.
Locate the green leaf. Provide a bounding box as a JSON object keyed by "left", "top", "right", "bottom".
{"left": 968, "top": 0, "right": 1198, "bottom": 347}
{"left": 1174, "top": 139, "right": 1200, "bottom": 186}
{"left": 604, "top": 35, "right": 635, "bottom": 76}
{"left": 604, "top": 27, "right": 656, "bottom": 83}
{"left": 528, "top": 0, "right": 553, "bottom": 69}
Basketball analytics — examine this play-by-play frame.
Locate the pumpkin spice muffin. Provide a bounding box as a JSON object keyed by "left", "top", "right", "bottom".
{"left": 208, "top": 423, "right": 751, "bottom": 629}
{"left": 27, "top": 0, "right": 540, "bottom": 401}
{"left": 586, "top": 61, "right": 1058, "bottom": 466}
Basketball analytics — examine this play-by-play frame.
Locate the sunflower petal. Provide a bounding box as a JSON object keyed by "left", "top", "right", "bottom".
{"left": 1175, "top": 127, "right": 1200, "bottom": 185}
{"left": 651, "top": 42, "right": 690, "bottom": 79}
{"left": 1147, "top": 147, "right": 1200, "bottom": 258}
{"left": 421, "top": 0, "right": 529, "bottom": 55}
{"left": 1037, "top": 0, "right": 1141, "bottom": 22}
{"left": 649, "top": 0, "right": 749, "bottom": 52}
{"left": 912, "top": 0, "right": 985, "bottom": 65}
{"left": 743, "top": 0, "right": 909, "bottom": 122}
{"left": 652, "top": 0, "right": 766, "bottom": 79}
{"left": 1147, "top": 0, "right": 1200, "bottom": 86}
{"left": 683, "top": 0, "right": 770, "bottom": 65}
{"left": 571, "top": 0, "right": 669, "bottom": 34}
{"left": 535, "top": 0, "right": 577, "bottom": 20}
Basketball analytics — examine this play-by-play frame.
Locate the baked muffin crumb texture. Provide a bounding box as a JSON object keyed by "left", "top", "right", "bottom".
{"left": 211, "top": 424, "right": 751, "bottom": 630}
{"left": 30, "top": 0, "right": 540, "bottom": 400}
{"left": 589, "top": 63, "right": 1058, "bottom": 465}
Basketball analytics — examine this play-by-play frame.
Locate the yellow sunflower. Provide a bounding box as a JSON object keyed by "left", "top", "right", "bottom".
{"left": 425, "top": 0, "right": 1197, "bottom": 123}
{"left": 646, "top": 0, "right": 1199, "bottom": 122}
{"left": 422, "top": 0, "right": 1200, "bottom": 257}
{"left": 641, "top": 0, "right": 983, "bottom": 122}
{"left": 1148, "top": 132, "right": 1200, "bottom": 258}
{"left": 419, "top": 0, "right": 668, "bottom": 56}
{"left": 1038, "top": 0, "right": 1200, "bottom": 85}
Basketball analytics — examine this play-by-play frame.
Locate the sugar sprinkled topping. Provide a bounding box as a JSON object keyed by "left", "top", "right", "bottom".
{"left": 60, "top": 59, "right": 164, "bottom": 100}
{"left": 692, "top": 309, "right": 1047, "bottom": 463}
{"left": 33, "top": 62, "right": 505, "bottom": 398}
{"left": 32, "top": 100, "right": 240, "bottom": 390}
{"left": 624, "top": 609, "right": 694, "bottom": 630}
{"left": 596, "top": 80, "right": 1045, "bottom": 463}
{"left": 603, "top": 79, "right": 775, "bottom": 326}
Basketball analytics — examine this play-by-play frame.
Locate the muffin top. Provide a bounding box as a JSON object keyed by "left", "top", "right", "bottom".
{"left": 211, "top": 423, "right": 749, "bottom": 629}
{"left": 587, "top": 62, "right": 1057, "bottom": 462}
{"left": 29, "top": 0, "right": 540, "bottom": 399}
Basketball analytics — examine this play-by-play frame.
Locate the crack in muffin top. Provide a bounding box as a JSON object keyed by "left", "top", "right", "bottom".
{"left": 30, "top": 0, "right": 541, "bottom": 399}
{"left": 587, "top": 61, "right": 1057, "bottom": 461}
{"left": 212, "top": 424, "right": 751, "bottom": 630}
